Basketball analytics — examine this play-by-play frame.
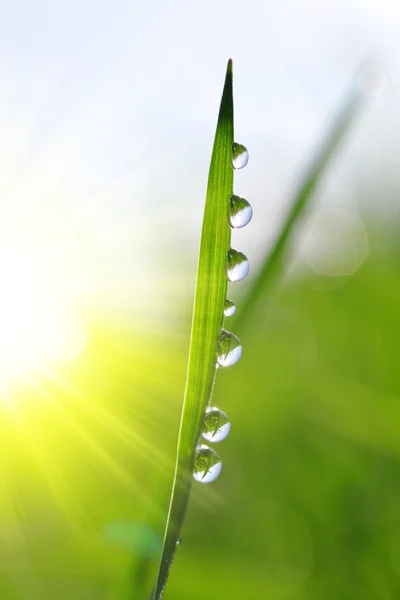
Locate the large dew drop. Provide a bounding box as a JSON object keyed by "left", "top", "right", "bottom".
{"left": 232, "top": 142, "right": 249, "bottom": 170}
{"left": 193, "top": 444, "right": 222, "bottom": 484}
{"left": 227, "top": 249, "right": 249, "bottom": 282}
{"left": 202, "top": 406, "right": 231, "bottom": 443}
{"left": 229, "top": 195, "right": 253, "bottom": 228}
{"left": 224, "top": 299, "right": 236, "bottom": 317}
{"left": 217, "top": 328, "right": 242, "bottom": 367}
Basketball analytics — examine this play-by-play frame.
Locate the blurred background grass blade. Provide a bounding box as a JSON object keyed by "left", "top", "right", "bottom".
{"left": 150, "top": 59, "right": 234, "bottom": 600}
{"left": 236, "top": 84, "right": 364, "bottom": 330}
{"left": 101, "top": 521, "right": 161, "bottom": 599}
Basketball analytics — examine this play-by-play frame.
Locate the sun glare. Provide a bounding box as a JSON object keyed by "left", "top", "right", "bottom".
{"left": 0, "top": 245, "right": 86, "bottom": 390}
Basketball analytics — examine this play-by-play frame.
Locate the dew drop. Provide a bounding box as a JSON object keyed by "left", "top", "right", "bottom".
{"left": 229, "top": 195, "right": 253, "bottom": 228}
{"left": 227, "top": 249, "right": 249, "bottom": 282}
{"left": 232, "top": 142, "right": 249, "bottom": 170}
{"left": 193, "top": 444, "right": 222, "bottom": 484}
{"left": 202, "top": 406, "right": 231, "bottom": 443}
{"left": 224, "top": 299, "right": 236, "bottom": 317}
{"left": 217, "top": 328, "right": 242, "bottom": 367}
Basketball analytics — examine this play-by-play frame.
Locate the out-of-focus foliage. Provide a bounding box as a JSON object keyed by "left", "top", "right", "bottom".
{"left": 0, "top": 220, "right": 399, "bottom": 599}
{"left": 168, "top": 224, "right": 400, "bottom": 600}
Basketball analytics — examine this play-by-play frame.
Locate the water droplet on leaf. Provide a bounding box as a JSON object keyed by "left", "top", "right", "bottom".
{"left": 229, "top": 195, "right": 253, "bottom": 228}
{"left": 217, "top": 328, "right": 242, "bottom": 367}
{"left": 227, "top": 249, "right": 249, "bottom": 282}
{"left": 232, "top": 142, "right": 249, "bottom": 170}
{"left": 193, "top": 444, "right": 222, "bottom": 484}
{"left": 224, "top": 299, "right": 236, "bottom": 317}
{"left": 202, "top": 406, "right": 231, "bottom": 443}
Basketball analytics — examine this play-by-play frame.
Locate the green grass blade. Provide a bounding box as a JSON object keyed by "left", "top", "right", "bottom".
{"left": 236, "top": 88, "right": 364, "bottom": 329}
{"left": 150, "top": 59, "right": 234, "bottom": 600}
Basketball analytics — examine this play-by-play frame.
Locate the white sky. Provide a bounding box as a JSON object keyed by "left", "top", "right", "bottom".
{"left": 0, "top": 0, "right": 399, "bottom": 325}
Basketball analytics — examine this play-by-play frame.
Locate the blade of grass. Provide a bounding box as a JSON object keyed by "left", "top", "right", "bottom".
{"left": 236, "top": 85, "right": 364, "bottom": 329}
{"left": 150, "top": 59, "right": 234, "bottom": 600}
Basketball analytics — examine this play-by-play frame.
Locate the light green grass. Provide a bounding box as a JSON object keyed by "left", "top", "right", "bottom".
{"left": 150, "top": 59, "right": 234, "bottom": 600}
{"left": 150, "top": 64, "right": 365, "bottom": 600}
{"left": 0, "top": 62, "right": 376, "bottom": 600}
{"left": 237, "top": 88, "right": 364, "bottom": 329}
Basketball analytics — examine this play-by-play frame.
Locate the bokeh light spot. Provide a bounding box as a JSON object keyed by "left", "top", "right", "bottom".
{"left": 300, "top": 209, "right": 369, "bottom": 277}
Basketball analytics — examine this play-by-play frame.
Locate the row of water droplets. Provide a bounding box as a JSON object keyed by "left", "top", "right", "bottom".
{"left": 193, "top": 142, "right": 250, "bottom": 484}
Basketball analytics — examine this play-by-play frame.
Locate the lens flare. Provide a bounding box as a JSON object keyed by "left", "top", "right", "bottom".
{"left": 0, "top": 244, "right": 86, "bottom": 393}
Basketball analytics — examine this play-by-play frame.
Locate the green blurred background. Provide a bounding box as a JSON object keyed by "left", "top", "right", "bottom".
{"left": 1, "top": 1, "right": 400, "bottom": 598}
{"left": 1, "top": 217, "right": 399, "bottom": 600}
